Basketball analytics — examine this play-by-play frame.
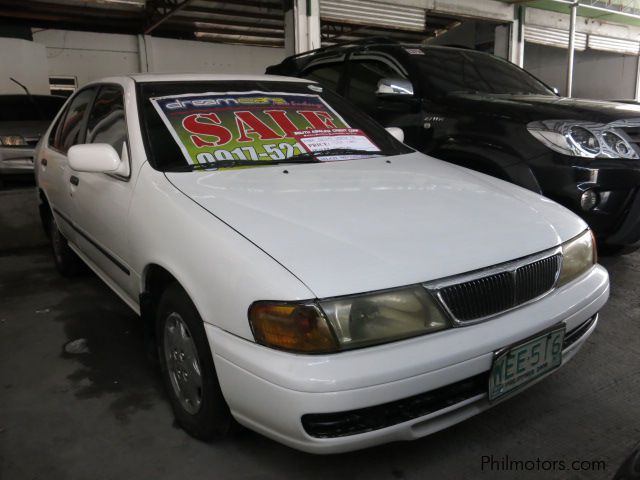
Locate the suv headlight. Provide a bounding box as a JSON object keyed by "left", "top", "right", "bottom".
{"left": 249, "top": 286, "right": 450, "bottom": 353}
{"left": 527, "top": 120, "right": 638, "bottom": 159}
{"left": 558, "top": 229, "right": 597, "bottom": 287}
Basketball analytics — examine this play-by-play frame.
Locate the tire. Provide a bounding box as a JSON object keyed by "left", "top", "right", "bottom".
{"left": 156, "top": 283, "right": 235, "bottom": 441}
{"left": 49, "top": 213, "right": 85, "bottom": 277}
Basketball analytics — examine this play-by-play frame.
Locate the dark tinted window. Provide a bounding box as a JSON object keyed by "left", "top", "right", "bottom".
{"left": 55, "top": 88, "right": 96, "bottom": 153}
{"left": 0, "top": 95, "right": 66, "bottom": 121}
{"left": 415, "top": 48, "right": 552, "bottom": 96}
{"left": 86, "top": 85, "right": 127, "bottom": 156}
{"left": 347, "top": 59, "right": 403, "bottom": 110}
{"left": 302, "top": 63, "right": 343, "bottom": 91}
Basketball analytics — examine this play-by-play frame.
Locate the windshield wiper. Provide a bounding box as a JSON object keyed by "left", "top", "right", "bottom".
{"left": 286, "top": 148, "right": 388, "bottom": 161}
{"left": 167, "top": 148, "right": 389, "bottom": 172}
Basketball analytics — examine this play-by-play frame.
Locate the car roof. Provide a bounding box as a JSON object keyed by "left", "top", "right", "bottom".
{"left": 125, "top": 73, "right": 313, "bottom": 83}
{"left": 265, "top": 41, "right": 485, "bottom": 75}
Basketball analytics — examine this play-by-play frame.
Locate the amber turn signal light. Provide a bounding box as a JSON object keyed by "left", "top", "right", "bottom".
{"left": 248, "top": 302, "right": 339, "bottom": 353}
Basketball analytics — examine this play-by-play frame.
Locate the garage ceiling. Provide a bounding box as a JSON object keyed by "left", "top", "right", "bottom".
{"left": 0, "top": 0, "right": 468, "bottom": 48}
{"left": 0, "top": 0, "right": 286, "bottom": 47}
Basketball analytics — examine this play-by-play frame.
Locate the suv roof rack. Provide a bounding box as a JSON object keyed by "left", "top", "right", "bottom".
{"left": 266, "top": 37, "right": 401, "bottom": 75}
{"left": 288, "top": 37, "right": 400, "bottom": 61}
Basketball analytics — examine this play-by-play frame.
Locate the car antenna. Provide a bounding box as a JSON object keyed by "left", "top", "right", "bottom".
{"left": 10, "top": 77, "right": 30, "bottom": 95}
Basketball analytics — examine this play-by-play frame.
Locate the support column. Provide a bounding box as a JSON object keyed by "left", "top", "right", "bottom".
{"left": 137, "top": 34, "right": 154, "bottom": 73}
{"left": 509, "top": 5, "right": 524, "bottom": 67}
{"left": 635, "top": 54, "right": 640, "bottom": 101}
{"left": 288, "top": 0, "right": 321, "bottom": 54}
{"left": 566, "top": 1, "right": 578, "bottom": 97}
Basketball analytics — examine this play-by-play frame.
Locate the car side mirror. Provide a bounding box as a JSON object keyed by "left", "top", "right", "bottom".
{"left": 385, "top": 127, "right": 405, "bottom": 143}
{"left": 376, "top": 78, "right": 415, "bottom": 99}
{"left": 68, "top": 143, "right": 122, "bottom": 173}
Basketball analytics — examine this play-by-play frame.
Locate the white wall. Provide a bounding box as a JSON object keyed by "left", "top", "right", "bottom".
{"left": 0, "top": 38, "right": 49, "bottom": 94}
{"left": 524, "top": 43, "right": 637, "bottom": 99}
{"left": 0, "top": 29, "right": 287, "bottom": 93}
{"left": 33, "top": 30, "right": 140, "bottom": 87}
{"left": 146, "top": 36, "right": 286, "bottom": 74}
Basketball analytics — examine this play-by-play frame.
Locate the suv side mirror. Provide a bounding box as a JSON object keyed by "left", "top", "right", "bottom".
{"left": 68, "top": 143, "right": 122, "bottom": 173}
{"left": 376, "top": 78, "right": 415, "bottom": 98}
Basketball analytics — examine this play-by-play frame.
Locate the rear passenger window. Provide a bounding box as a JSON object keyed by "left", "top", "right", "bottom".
{"left": 302, "top": 63, "right": 343, "bottom": 92}
{"left": 54, "top": 87, "right": 96, "bottom": 154}
{"left": 86, "top": 85, "right": 127, "bottom": 157}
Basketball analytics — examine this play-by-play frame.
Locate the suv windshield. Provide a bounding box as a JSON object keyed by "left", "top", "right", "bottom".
{"left": 414, "top": 47, "right": 553, "bottom": 96}
{"left": 137, "top": 80, "right": 412, "bottom": 171}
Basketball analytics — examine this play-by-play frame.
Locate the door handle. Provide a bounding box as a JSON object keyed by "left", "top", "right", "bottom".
{"left": 41, "top": 158, "right": 47, "bottom": 166}
{"left": 70, "top": 175, "right": 79, "bottom": 186}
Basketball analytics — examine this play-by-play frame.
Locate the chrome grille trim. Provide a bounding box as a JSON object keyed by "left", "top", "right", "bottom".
{"left": 424, "top": 247, "right": 562, "bottom": 326}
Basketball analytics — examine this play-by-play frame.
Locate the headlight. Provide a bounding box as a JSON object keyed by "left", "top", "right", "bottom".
{"left": 557, "top": 229, "right": 597, "bottom": 287}
{"left": 249, "top": 286, "right": 450, "bottom": 353}
{"left": 527, "top": 120, "right": 638, "bottom": 159}
{"left": 0, "top": 135, "right": 27, "bottom": 146}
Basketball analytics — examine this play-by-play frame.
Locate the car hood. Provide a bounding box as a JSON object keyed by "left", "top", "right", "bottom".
{"left": 0, "top": 121, "right": 51, "bottom": 139}
{"left": 166, "top": 153, "right": 586, "bottom": 298}
{"left": 446, "top": 93, "right": 640, "bottom": 124}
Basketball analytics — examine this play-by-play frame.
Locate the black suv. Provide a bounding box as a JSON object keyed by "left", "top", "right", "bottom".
{"left": 267, "top": 39, "right": 640, "bottom": 250}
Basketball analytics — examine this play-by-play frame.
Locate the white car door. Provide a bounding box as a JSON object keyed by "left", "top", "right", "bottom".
{"left": 40, "top": 87, "right": 97, "bottom": 242}
{"left": 67, "top": 83, "right": 137, "bottom": 304}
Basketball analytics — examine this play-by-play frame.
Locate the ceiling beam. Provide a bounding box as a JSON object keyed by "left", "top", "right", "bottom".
{"left": 144, "top": 0, "right": 196, "bottom": 34}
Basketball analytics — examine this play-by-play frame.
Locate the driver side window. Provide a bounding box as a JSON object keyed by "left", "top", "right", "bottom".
{"left": 346, "top": 59, "right": 405, "bottom": 112}
{"left": 51, "top": 87, "right": 97, "bottom": 154}
{"left": 85, "top": 85, "right": 127, "bottom": 158}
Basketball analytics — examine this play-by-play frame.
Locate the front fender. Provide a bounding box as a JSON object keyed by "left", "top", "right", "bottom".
{"left": 127, "top": 163, "right": 316, "bottom": 341}
{"left": 431, "top": 142, "right": 542, "bottom": 194}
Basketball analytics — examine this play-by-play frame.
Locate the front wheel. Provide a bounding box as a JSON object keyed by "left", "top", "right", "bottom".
{"left": 156, "top": 283, "right": 236, "bottom": 441}
{"left": 49, "top": 214, "right": 85, "bottom": 277}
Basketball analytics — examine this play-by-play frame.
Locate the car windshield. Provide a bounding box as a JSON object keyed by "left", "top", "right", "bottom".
{"left": 137, "top": 80, "right": 412, "bottom": 171}
{"left": 414, "top": 47, "right": 553, "bottom": 96}
{"left": 0, "top": 95, "right": 66, "bottom": 121}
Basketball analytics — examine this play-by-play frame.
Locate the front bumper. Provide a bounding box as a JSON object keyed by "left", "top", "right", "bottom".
{"left": 0, "top": 146, "right": 35, "bottom": 175}
{"left": 207, "top": 265, "right": 609, "bottom": 454}
{"left": 530, "top": 153, "right": 640, "bottom": 245}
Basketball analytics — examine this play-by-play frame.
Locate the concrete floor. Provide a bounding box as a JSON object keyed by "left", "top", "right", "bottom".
{"left": 0, "top": 180, "right": 638, "bottom": 480}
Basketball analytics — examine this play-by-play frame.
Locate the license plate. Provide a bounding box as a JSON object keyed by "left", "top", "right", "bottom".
{"left": 489, "top": 326, "right": 565, "bottom": 401}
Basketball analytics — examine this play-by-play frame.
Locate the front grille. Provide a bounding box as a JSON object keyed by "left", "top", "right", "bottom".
{"left": 435, "top": 254, "right": 561, "bottom": 323}
{"left": 301, "top": 373, "right": 488, "bottom": 438}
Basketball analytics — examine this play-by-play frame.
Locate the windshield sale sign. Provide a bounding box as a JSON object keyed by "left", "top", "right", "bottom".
{"left": 150, "top": 91, "right": 359, "bottom": 167}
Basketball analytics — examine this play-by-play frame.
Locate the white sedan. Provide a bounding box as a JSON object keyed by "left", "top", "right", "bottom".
{"left": 35, "top": 74, "right": 609, "bottom": 454}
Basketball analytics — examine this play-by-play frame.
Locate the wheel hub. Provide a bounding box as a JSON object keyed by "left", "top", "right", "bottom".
{"left": 163, "top": 312, "right": 203, "bottom": 415}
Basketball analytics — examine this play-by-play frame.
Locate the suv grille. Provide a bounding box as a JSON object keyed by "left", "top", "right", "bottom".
{"left": 434, "top": 254, "right": 561, "bottom": 323}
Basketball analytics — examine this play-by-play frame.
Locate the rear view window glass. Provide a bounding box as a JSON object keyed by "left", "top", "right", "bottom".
{"left": 0, "top": 95, "right": 66, "bottom": 121}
